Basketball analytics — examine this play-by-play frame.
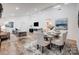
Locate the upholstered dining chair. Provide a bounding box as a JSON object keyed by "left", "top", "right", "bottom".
{"left": 34, "top": 30, "right": 50, "bottom": 53}
{"left": 51, "top": 31, "right": 67, "bottom": 52}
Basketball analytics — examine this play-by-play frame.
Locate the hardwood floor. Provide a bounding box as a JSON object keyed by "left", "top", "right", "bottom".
{"left": 0, "top": 32, "right": 78, "bottom": 55}
{"left": 66, "top": 39, "right": 77, "bottom": 48}
{"left": 0, "top": 33, "right": 36, "bottom": 55}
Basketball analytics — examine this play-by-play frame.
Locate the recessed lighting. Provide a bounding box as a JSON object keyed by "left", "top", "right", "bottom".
{"left": 53, "top": 5, "right": 61, "bottom": 9}
{"left": 16, "top": 7, "right": 19, "bottom": 10}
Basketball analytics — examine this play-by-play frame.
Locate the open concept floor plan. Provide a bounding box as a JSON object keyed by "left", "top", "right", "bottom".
{"left": 0, "top": 3, "right": 79, "bottom": 55}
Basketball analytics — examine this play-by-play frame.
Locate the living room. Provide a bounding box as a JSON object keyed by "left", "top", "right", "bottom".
{"left": 0, "top": 3, "right": 79, "bottom": 55}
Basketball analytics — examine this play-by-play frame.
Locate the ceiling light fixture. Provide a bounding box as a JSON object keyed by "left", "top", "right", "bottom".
{"left": 16, "top": 7, "right": 19, "bottom": 10}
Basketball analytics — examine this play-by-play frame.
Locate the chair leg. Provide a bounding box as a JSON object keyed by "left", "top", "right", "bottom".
{"left": 59, "top": 47, "right": 62, "bottom": 52}
{"left": 37, "top": 44, "right": 40, "bottom": 49}
{"left": 49, "top": 43, "right": 52, "bottom": 49}
{"left": 41, "top": 46, "right": 44, "bottom": 53}
{"left": 59, "top": 45, "right": 64, "bottom": 52}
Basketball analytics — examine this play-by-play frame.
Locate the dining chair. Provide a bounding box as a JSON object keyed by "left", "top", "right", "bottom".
{"left": 51, "top": 31, "right": 67, "bottom": 52}
{"left": 34, "top": 30, "right": 50, "bottom": 53}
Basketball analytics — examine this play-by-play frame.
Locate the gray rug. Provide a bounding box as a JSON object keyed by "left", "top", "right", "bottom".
{"left": 24, "top": 41, "right": 79, "bottom": 55}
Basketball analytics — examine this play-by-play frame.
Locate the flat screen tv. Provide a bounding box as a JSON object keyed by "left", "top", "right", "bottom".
{"left": 34, "top": 22, "right": 39, "bottom": 27}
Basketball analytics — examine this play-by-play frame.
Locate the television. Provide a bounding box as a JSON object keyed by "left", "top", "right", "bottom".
{"left": 34, "top": 22, "right": 39, "bottom": 27}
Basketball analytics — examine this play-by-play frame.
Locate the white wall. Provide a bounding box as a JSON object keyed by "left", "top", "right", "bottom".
{"left": 0, "top": 16, "right": 31, "bottom": 32}
{"left": 13, "top": 16, "right": 31, "bottom": 32}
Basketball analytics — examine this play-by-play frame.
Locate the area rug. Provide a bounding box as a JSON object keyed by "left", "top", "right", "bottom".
{"left": 24, "top": 41, "right": 79, "bottom": 55}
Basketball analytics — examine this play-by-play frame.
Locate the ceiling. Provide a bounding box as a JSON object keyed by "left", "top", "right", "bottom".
{"left": 2, "top": 3, "right": 57, "bottom": 18}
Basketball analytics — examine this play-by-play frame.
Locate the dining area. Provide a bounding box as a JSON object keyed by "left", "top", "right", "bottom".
{"left": 35, "top": 19, "right": 68, "bottom": 53}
